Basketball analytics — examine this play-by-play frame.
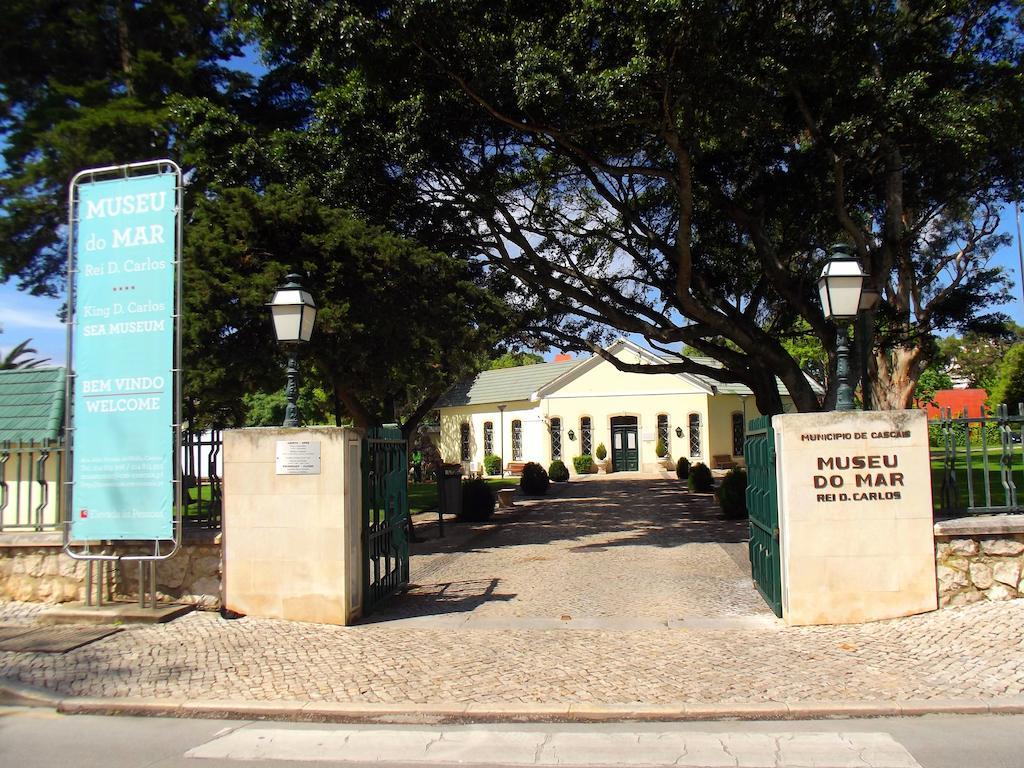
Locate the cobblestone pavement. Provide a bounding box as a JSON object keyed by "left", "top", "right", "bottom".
{"left": 382, "top": 476, "right": 767, "bottom": 622}
{"left": 1, "top": 476, "right": 1022, "bottom": 707}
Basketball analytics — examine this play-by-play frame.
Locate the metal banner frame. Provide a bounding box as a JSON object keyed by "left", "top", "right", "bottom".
{"left": 62, "top": 160, "right": 184, "bottom": 602}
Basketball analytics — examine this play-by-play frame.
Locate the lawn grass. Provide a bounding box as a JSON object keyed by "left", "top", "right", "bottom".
{"left": 930, "top": 444, "right": 1024, "bottom": 513}
{"left": 182, "top": 483, "right": 219, "bottom": 521}
{"left": 407, "top": 477, "right": 519, "bottom": 514}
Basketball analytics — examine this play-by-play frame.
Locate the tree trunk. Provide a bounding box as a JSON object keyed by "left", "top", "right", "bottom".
{"left": 869, "top": 346, "right": 924, "bottom": 410}
{"left": 115, "top": 0, "right": 134, "bottom": 96}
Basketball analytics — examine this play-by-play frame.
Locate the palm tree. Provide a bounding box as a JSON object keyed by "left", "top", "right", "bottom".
{"left": 0, "top": 338, "right": 51, "bottom": 370}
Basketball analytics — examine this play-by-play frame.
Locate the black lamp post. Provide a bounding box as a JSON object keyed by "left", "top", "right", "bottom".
{"left": 268, "top": 274, "right": 317, "bottom": 427}
{"left": 817, "top": 244, "right": 866, "bottom": 412}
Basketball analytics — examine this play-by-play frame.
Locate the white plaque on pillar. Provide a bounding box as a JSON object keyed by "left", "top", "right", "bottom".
{"left": 773, "top": 409, "right": 937, "bottom": 626}
{"left": 275, "top": 440, "right": 321, "bottom": 475}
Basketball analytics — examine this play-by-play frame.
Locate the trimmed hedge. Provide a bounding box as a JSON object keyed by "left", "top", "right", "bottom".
{"left": 572, "top": 455, "right": 594, "bottom": 474}
{"left": 716, "top": 468, "right": 748, "bottom": 519}
{"left": 688, "top": 461, "right": 714, "bottom": 493}
{"left": 595, "top": 442, "right": 607, "bottom": 460}
{"left": 675, "top": 456, "right": 690, "bottom": 479}
{"left": 520, "top": 461, "right": 550, "bottom": 495}
{"left": 459, "top": 478, "right": 496, "bottom": 521}
{"left": 548, "top": 459, "right": 570, "bottom": 482}
{"left": 483, "top": 453, "right": 502, "bottom": 476}
{"left": 655, "top": 437, "right": 668, "bottom": 458}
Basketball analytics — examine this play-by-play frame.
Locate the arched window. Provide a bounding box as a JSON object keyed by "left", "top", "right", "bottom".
{"left": 511, "top": 420, "right": 523, "bottom": 460}
{"left": 657, "top": 414, "right": 669, "bottom": 449}
{"left": 580, "top": 416, "right": 593, "bottom": 456}
{"left": 550, "top": 417, "right": 562, "bottom": 460}
{"left": 688, "top": 413, "right": 701, "bottom": 458}
{"left": 732, "top": 412, "right": 745, "bottom": 457}
{"left": 460, "top": 422, "right": 471, "bottom": 462}
{"left": 483, "top": 421, "right": 494, "bottom": 455}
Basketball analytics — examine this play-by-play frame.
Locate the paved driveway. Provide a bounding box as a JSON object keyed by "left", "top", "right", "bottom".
{"left": 3, "top": 474, "right": 1023, "bottom": 708}
{"left": 372, "top": 475, "right": 772, "bottom": 625}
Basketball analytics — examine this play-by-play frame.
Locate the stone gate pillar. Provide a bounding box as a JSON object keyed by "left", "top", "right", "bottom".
{"left": 774, "top": 409, "right": 937, "bottom": 625}
{"left": 221, "top": 427, "right": 363, "bottom": 625}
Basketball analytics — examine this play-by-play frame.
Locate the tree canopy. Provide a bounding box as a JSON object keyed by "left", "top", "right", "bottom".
{"left": 0, "top": 0, "right": 248, "bottom": 295}
{"left": 938, "top": 321, "right": 1024, "bottom": 391}
{"left": 0, "top": 338, "right": 51, "bottom": 370}
{"left": 4, "top": 2, "right": 1022, "bottom": 416}
{"left": 184, "top": 186, "right": 512, "bottom": 434}
{"left": 238, "top": 0, "right": 1024, "bottom": 414}
{"left": 988, "top": 343, "right": 1024, "bottom": 410}
{"left": 487, "top": 351, "right": 544, "bottom": 370}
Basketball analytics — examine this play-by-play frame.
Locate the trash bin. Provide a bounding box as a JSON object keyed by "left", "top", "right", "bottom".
{"left": 438, "top": 464, "right": 463, "bottom": 520}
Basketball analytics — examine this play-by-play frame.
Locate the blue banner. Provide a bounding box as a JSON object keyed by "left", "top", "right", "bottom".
{"left": 70, "top": 172, "right": 177, "bottom": 541}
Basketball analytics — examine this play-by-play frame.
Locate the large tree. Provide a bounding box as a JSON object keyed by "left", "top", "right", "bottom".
{"left": 938, "top": 321, "right": 1024, "bottom": 391}
{"left": 241, "top": 0, "right": 1024, "bottom": 414}
{"left": 0, "top": 0, "right": 248, "bottom": 295}
{"left": 184, "top": 186, "right": 512, "bottom": 435}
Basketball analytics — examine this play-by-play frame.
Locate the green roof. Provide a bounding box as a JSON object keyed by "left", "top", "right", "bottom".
{"left": 0, "top": 367, "right": 66, "bottom": 444}
{"left": 437, "top": 360, "right": 579, "bottom": 407}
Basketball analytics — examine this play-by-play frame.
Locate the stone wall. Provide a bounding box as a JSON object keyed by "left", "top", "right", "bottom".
{"left": 935, "top": 515, "right": 1024, "bottom": 608}
{"left": 0, "top": 530, "right": 221, "bottom": 609}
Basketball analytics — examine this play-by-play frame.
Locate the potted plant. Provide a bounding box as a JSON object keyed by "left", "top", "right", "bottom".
{"left": 572, "top": 455, "right": 594, "bottom": 475}
{"left": 594, "top": 442, "right": 610, "bottom": 473}
{"left": 654, "top": 437, "right": 673, "bottom": 469}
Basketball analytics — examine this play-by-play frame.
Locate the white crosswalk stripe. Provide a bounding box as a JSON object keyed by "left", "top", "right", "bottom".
{"left": 185, "top": 727, "right": 922, "bottom": 767}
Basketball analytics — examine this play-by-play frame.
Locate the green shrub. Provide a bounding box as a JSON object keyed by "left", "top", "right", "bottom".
{"left": 595, "top": 442, "right": 607, "bottom": 460}
{"left": 989, "top": 343, "right": 1024, "bottom": 411}
{"left": 928, "top": 419, "right": 1001, "bottom": 447}
{"left": 715, "top": 468, "right": 748, "bottom": 519}
{"left": 655, "top": 437, "right": 668, "bottom": 458}
{"left": 688, "top": 461, "right": 714, "bottom": 493}
{"left": 459, "top": 478, "right": 496, "bottom": 521}
{"left": 573, "top": 455, "right": 594, "bottom": 474}
{"left": 520, "top": 461, "right": 550, "bottom": 495}
{"left": 675, "top": 456, "right": 690, "bottom": 479}
{"left": 483, "top": 453, "right": 502, "bottom": 476}
{"left": 548, "top": 459, "right": 570, "bottom": 482}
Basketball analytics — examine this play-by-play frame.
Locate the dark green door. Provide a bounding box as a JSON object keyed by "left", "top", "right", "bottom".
{"left": 744, "top": 416, "right": 782, "bottom": 617}
{"left": 610, "top": 417, "right": 639, "bottom": 472}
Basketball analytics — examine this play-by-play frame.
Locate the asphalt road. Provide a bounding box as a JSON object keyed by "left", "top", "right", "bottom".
{"left": 1, "top": 708, "right": 1022, "bottom": 768}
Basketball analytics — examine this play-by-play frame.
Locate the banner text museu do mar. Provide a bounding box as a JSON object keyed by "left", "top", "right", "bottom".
{"left": 71, "top": 172, "right": 177, "bottom": 541}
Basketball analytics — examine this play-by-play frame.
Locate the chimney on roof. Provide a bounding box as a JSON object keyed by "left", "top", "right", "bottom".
{"left": 553, "top": 353, "right": 573, "bottom": 363}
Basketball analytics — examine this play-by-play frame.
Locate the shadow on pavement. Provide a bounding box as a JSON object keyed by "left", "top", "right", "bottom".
{"left": 362, "top": 477, "right": 752, "bottom": 623}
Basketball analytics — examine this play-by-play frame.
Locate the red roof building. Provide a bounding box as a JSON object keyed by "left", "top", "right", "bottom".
{"left": 921, "top": 388, "right": 988, "bottom": 419}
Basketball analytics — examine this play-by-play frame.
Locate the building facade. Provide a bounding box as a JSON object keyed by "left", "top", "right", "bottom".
{"left": 436, "top": 340, "right": 805, "bottom": 475}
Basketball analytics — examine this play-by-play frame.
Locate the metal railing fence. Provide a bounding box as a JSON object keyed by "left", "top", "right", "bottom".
{"left": 931, "top": 404, "right": 1024, "bottom": 516}
{"left": 0, "top": 439, "right": 64, "bottom": 532}
{"left": 0, "top": 430, "right": 224, "bottom": 534}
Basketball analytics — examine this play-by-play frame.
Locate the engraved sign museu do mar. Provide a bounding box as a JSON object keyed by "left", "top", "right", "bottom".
{"left": 70, "top": 171, "right": 178, "bottom": 541}
{"left": 801, "top": 428, "right": 913, "bottom": 503}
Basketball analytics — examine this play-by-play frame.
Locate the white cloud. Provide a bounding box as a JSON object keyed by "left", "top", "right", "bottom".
{"left": 0, "top": 307, "right": 64, "bottom": 330}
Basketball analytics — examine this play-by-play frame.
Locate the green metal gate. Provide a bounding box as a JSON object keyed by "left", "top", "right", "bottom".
{"left": 744, "top": 416, "right": 782, "bottom": 617}
{"left": 362, "top": 424, "right": 409, "bottom": 613}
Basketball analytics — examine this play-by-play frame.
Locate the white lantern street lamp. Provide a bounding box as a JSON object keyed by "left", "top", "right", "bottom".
{"left": 817, "top": 244, "right": 866, "bottom": 411}
{"left": 268, "top": 274, "right": 317, "bottom": 427}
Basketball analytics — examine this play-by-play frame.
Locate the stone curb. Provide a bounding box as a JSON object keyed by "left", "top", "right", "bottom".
{"left": 0, "top": 678, "right": 63, "bottom": 708}
{"left": 4, "top": 681, "right": 1023, "bottom": 723}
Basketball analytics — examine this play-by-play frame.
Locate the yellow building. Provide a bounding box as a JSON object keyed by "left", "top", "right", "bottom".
{"left": 437, "top": 339, "right": 812, "bottom": 475}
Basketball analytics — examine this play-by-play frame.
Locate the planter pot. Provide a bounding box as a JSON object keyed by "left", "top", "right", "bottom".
{"left": 596, "top": 460, "right": 610, "bottom": 474}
